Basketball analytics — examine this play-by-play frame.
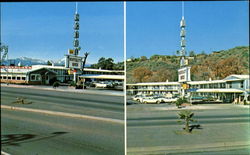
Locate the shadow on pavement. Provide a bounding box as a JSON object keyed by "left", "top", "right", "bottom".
{"left": 1, "top": 132, "right": 68, "bottom": 146}
{"left": 1, "top": 134, "right": 36, "bottom": 146}
{"left": 190, "top": 124, "right": 203, "bottom": 132}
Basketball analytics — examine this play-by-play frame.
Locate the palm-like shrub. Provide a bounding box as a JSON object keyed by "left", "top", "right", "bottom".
{"left": 178, "top": 110, "right": 195, "bottom": 132}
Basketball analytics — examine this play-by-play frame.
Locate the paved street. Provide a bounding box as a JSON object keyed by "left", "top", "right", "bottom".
{"left": 127, "top": 101, "right": 250, "bottom": 155}
{"left": 1, "top": 86, "right": 124, "bottom": 155}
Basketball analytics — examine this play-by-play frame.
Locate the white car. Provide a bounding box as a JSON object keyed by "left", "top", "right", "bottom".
{"left": 153, "top": 96, "right": 178, "bottom": 103}
{"left": 162, "top": 97, "right": 178, "bottom": 103}
{"left": 132, "top": 95, "right": 144, "bottom": 102}
{"left": 141, "top": 97, "right": 162, "bottom": 104}
{"left": 95, "top": 82, "right": 113, "bottom": 88}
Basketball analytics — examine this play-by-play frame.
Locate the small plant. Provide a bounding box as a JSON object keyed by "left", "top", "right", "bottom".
{"left": 70, "top": 81, "right": 76, "bottom": 87}
{"left": 178, "top": 110, "right": 196, "bottom": 133}
{"left": 53, "top": 81, "right": 60, "bottom": 88}
{"left": 12, "top": 97, "right": 32, "bottom": 104}
{"left": 175, "top": 98, "right": 187, "bottom": 108}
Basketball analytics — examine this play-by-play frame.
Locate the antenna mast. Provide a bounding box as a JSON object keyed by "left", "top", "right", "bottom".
{"left": 76, "top": 2, "right": 78, "bottom": 14}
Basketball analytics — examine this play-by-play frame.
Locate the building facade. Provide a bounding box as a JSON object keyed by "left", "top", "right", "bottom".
{"left": 0, "top": 65, "right": 124, "bottom": 85}
{"left": 127, "top": 74, "right": 250, "bottom": 103}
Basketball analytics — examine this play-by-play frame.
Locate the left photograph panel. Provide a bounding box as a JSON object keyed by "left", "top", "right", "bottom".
{"left": 1, "top": 2, "right": 125, "bottom": 154}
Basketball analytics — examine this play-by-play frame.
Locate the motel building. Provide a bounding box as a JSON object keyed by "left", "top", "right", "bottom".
{"left": 126, "top": 74, "right": 250, "bottom": 103}
{"left": 127, "top": 81, "right": 181, "bottom": 97}
{"left": 0, "top": 65, "right": 124, "bottom": 87}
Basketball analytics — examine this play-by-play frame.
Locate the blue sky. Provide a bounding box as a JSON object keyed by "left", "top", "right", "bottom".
{"left": 127, "top": 1, "right": 249, "bottom": 58}
{"left": 1, "top": 2, "right": 124, "bottom": 64}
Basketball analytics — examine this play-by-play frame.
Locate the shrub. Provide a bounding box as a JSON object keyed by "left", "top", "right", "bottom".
{"left": 175, "top": 97, "right": 188, "bottom": 108}
{"left": 53, "top": 81, "right": 60, "bottom": 88}
{"left": 178, "top": 110, "right": 196, "bottom": 133}
{"left": 70, "top": 81, "right": 76, "bottom": 87}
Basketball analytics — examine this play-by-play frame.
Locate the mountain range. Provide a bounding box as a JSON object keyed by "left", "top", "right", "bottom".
{"left": 1, "top": 56, "right": 91, "bottom": 67}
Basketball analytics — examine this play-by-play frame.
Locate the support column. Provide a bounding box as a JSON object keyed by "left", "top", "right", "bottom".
{"left": 73, "top": 72, "right": 76, "bottom": 82}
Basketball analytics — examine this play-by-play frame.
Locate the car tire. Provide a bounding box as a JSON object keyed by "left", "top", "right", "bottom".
{"left": 156, "top": 100, "right": 160, "bottom": 104}
{"left": 143, "top": 101, "right": 147, "bottom": 104}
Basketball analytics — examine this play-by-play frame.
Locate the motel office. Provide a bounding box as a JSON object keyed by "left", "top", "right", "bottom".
{"left": 0, "top": 65, "right": 124, "bottom": 85}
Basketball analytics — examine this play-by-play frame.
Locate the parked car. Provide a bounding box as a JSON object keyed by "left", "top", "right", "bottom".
{"left": 95, "top": 82, "right": 114, "bottom": 88}
{"left": 162, "top": 97, "right": 178, "bottom": 103}
{"left": 153, "top": 95, "right": 178, "bottom": 103}
{"left": 132, "top": 95, "right": 145, "bottom": 103}
{"left": 141, "top": 97, "right": 162, "bottom": 104}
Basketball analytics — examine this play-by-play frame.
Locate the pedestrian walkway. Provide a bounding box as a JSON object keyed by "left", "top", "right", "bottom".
{"left": 1, "top": 84, "right": 124, "bottom": 96}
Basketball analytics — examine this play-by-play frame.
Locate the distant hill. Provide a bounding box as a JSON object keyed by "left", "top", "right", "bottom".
{"left": 127, "top": 46, "right": 249, "bottom": 83}
{"left": 1, "top": 56, "right": 91, "bottom": 67}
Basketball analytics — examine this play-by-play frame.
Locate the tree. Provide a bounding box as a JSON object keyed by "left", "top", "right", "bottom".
{"left": 189, "top": 51, "right": 195, "bottom": 57}
{"left": 140, "top": 56, "right": 147, "bottom": 61}
{"left": 113, "top": 62, "right": 124, "bottom": 70}
{"left": 105, "top": 58, "right": 114, "bottom": 70}
{"left": 150, "top": 68, "right": 177, "bottom": 82}
{"left": 178, "top": 110, "right": 196, "bottom": 133}
{"left": 47, "top": 61, "right": 52, "bottom": 66}
{"left": 176, "top": 50, "right": 180, "bottom": 55}
{"left": 133, "top": 66, "right": 152, "bottom": 83}
{"left": 212, "top": 57, "right": 244, "bottom": 79}
{"left": 91, "top": 57, "right": 115, "bottom": 70}
{"left": 201, "top": 51, "right": 206, "bottom": 55}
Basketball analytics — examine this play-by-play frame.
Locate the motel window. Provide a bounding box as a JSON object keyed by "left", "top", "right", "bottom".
{"left": 17, "top": 77, "right": 21, "bottom": 80}
{"left": 240, "top": 81, "right": 244, "bottom": 88}
{"left": 31, "top": 75, "right": 36, "bottom": 81}
{"left": 214, "top": 84, "right": 218, "bottom": 88}
{"left": 220, "top": 83, "right": 225, "bottom": 88}
{"left": 22, "top": 77, "right": 26, "bottom": 80}
{"left": 12, "top": 77, "right": 16, "bottom": 80}
{"left": 3, "top": 76, "right": 7, "bottom": 79}
{"left": 8, "top": 77, "right": 11, "bottom": 79}
{"left": 0, "top": 76, "right": 2, "bottom": 79}
{"left": 228, "top": 82, "right": 232, "bottom": 88}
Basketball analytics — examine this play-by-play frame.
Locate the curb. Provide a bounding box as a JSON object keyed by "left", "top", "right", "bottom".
{"left": 127, "top": 141, "right": 250, "bottom": 154}
{"left": 1, "top": 151, "right": 11, "bottom": 155}
{"left": 1, "top": 105, "right": 124, "bottom": 125}
{"left": 1, "top": 84, "right": 124, "bottom": 97}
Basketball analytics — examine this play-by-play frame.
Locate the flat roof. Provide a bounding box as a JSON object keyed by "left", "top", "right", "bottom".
{"left": 187, "top": 80, "right": 225, "bottom": 85}
{"left": 196, "top": 89, "right": 244, "bottom": 93}
{"left": 32, "top": 65, "right": 124, "bottom": 73}
{"left": 127, "top": 82, "right": 180, "bottom": 86}
{"left": 79, "top": 74, "right": 124, "bottom": 80}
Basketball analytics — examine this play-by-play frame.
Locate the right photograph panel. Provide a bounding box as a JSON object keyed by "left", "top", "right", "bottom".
{"left": 126, "top": 1, "right": 250, "bottom": 154}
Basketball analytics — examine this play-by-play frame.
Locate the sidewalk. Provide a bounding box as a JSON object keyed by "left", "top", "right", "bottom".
{"left": 1, "top": 84, "right": 124, "bottom": 96}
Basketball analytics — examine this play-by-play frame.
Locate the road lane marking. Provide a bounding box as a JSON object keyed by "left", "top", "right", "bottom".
{"left": 1, "top": 105, "right": 124, "bottom": 125}
{"left": 127, "top": 141, "right": 250, "bottom": 154}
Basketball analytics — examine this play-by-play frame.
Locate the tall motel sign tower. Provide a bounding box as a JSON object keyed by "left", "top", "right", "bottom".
{"left": 65, "top": 2, "right": 85, "bottom": 82}
{"left": 178, "top": 1, "right": 191, "bottom": 97}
